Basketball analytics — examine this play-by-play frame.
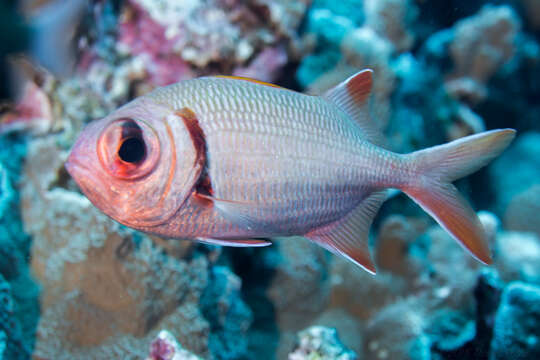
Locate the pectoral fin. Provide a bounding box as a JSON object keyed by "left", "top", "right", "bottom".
{"left": 305, "top": 191, "right": 387, "bottom": 274}
{"left": 195, "top": 193, "right": 276, "bottom": 233}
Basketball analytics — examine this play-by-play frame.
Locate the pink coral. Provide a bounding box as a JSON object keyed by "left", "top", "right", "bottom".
{"left": 147, "top": 330, "right": 202, "bottom": 360}
{"left": 233, "top": 46, "right": 288, "bottom": 82}
{"left": 116, "top": 0, "right": 309, "bottom": 87}
{"left": 117, "top": 2, "right": 195, "bottom": 86}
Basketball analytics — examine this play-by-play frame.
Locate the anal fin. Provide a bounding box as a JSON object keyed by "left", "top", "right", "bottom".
{"left": 197, "top": 237, "right": 272, "bottom": 247}
{"left": 305, "top": 191, "right": 387, "bottom": 274}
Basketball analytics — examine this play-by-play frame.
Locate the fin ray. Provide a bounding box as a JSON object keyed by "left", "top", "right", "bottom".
{"left": 403, "top": 129, "right": 517, "bottom": 264}
{"left": 323, "top": 69, "right": 384, "bottom": 146}
{"left": 305, "top": 191, "right": 387, "bottom": 274}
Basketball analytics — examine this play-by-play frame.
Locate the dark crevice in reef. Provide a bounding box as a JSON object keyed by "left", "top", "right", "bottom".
{"left": 48, "top": 163, "right": 81, "bottom": 194}
{"left": 432, "top": 270, "right": 503, "bottom": 360}
{"left": 228, "top": 247, "right": 280, "bottom": 360}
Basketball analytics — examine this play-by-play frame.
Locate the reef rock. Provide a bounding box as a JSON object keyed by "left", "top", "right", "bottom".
{"left": 490, "top": 282, "right": 540, "bottom": 360}
{"left": 289, "top": 326, "right": 357, "bottom": 360}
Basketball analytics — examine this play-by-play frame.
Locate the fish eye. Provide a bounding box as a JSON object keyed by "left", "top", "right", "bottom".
{"left": 118, "top": 137, "right": 146, "bottom": 163}
{"left": 98, "top": 118, "right": 160, "bottom": 180}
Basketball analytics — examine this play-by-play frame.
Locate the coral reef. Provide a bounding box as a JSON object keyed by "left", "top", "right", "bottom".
{"left": 288, "top": 326, "right": 357, "bottom": 360}
{"left": 490, "top": 132, "right": 540, "bottom": 220}
{"left": 146, "top": 330, "right": 202, "bottom": 360}
{"left": 446, "top": 5, "right": 521, "bottom": 103}
{"left": 0, "top": 0, "right": 538, "bottom": 359}
{"left": 490, "top": 282, "right": 540, "bottom": 359}
{"left": 114, "top": 0, "right": 310, "bottom": 87}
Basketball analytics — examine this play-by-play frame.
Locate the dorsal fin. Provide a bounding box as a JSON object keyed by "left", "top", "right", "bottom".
{"left": 214, "top": 75, "right": 284, "bottom": 89}
{"left": 323, "top": 69, "right": 383, "bottom": 146}
{"left": 304, "top": 191, "right": 387, "bottom": 274}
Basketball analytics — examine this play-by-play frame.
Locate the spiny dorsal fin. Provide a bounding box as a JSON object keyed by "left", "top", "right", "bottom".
{"left": 323, "top": 69, "right": 383, "bottom": 146}
{"left": 305, "top": 191, "right": 387, "bottom": 274}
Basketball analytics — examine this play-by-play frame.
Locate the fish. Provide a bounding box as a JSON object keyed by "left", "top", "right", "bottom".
{"left": 65, "top": 70, "right": 516, "bottom": 274}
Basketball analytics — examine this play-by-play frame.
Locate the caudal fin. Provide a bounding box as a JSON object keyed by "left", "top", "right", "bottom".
{"left": 402, "top": 129, "right": 516, "bottom": 264}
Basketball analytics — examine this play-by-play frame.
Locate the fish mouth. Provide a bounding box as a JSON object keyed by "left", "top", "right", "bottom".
{"left": 64, "top": 157, "right": 105, "bottom": 207}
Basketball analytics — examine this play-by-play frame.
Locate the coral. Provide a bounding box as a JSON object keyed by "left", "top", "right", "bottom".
{"left": 0, "top": 273, "right": 32, "bottom": 359}
{"left": 490, "top": 282, "right": 540, "bottom": 359}
{"left": 288, "top": 326, "right": 357, "bottom": 360}
{"left": 200, "top": 266, "right": 252, "bottom": 360}
{"left": 266, "top": 238, "right": 331, "bottom": 332}
{"left": 363, "top": 0, "right": 418, "bottom": 53}
{"left": 494, "top": 231, "right": 540, "bottom": 284}
{"left": 146, "top": 330, "right": 202, "bottom": 360}
{"left": 374, "top": 214, "right": 427, "bottom": 277}
{"left": 232, "top": 46, "right": 288, "bottom": 83}
{"left": 364, "top": 297, "right": 430, "bottom": 360}
{"left": 430, "top": 269, "right": 504, "bottom": 358}
{"left": 0, "top": 136, "right": 39, "bottom": 358}
{"left": 421, "top": 225, "right": 482, "bottom": 309}
{"left": 116, "top": 0, "right": 309, "bottom": 87}
{"left": 490, "top": 132, "right": 540, "bottom": 216}
{"left": 329, "top": 255, "right": 408, "bottom": 320}
{"left": 312, "top": 309, "right": 364, "bottom": 355}
{"left": 504, "top": 185, "right": 540, "bottom": 237}
{"left": 446, "top": 5, "right": 521, "bottom": 103}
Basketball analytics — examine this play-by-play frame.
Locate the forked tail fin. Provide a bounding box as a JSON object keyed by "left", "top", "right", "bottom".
{"left": 402, "top": 129, "right": 516, "bottom": 264}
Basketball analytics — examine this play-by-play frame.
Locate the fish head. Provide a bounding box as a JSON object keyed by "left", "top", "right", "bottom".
{"left": 66, "top": 98, "right": 204, "bottom": 229}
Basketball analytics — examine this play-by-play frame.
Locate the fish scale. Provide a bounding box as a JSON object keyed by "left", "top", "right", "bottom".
{"left": 150, "top": 77, "right": 377, "bottom": 235}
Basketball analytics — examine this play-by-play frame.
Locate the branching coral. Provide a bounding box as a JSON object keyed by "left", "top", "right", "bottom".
{"left": 363, "top": 0, "right": 418, "bottom": 53}
{"left": 446, "top": 5, "right": 521, "bottom": 103}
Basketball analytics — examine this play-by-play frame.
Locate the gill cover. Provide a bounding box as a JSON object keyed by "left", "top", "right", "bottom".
{"left": 96, "top": 99, "right": 204, "bottom": 228}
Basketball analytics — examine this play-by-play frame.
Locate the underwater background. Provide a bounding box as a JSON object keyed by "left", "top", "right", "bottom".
{"left": 0, "top": 0, "right": 539, "bottom": 359}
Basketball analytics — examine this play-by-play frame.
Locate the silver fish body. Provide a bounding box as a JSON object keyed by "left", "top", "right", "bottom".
{"left": 142, "top": 77, "right": 396, "bottom": 238}
{"left": 66, "top": 70, "right": 516, "bottom": 273}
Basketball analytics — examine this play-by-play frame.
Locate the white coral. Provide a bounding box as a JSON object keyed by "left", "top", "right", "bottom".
{"left": 447, "top": 5, "right": 521, "bottom": 102}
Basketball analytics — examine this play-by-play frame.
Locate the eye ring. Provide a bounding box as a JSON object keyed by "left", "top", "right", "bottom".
{"left": 97, "top": 118, "right": 160, "bottom": 180}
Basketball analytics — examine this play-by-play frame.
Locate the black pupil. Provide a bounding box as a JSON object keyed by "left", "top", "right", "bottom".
{"left": 118, "top": 137, "right": 145, "bottom": 163}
